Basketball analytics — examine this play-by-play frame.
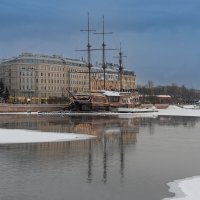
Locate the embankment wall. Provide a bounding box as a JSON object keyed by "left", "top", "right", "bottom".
{"left": 0, "top": 104, "right": 67, "bottom": 112}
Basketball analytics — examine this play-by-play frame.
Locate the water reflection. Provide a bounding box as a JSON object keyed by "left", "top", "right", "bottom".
{"left": 87, "top": 140, "right": 92, "bottom": 183}
{"left": 119, "top": 131, "right": 125, "bottom": 182}
{"left": 140, "top": 116, "right": 200, "bottom": 128}
{"left": 1, "top": 115, "right": 200, "bottom": 200}
{"left": 0, "top": 114, "right": 200, "bottom": 186}
{"left": 0, "top": 115, "right": 138, "bottom": 184}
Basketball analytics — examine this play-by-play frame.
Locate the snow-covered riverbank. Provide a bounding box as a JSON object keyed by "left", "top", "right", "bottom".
{"left": 1, "top": 105, "right": 200, "bottom": 117}
{"left": 158, "top": 105, "right": 200, "bottom": 117}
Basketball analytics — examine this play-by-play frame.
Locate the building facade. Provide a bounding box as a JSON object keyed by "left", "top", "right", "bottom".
{"left": 0, "top": 53, "right": 136, "bottom": 103}
{"left": 0, "top": 53, "right": 89, "bottom": 103}
{"left": 91, "top": 63, "right": 136, "bottom": 92}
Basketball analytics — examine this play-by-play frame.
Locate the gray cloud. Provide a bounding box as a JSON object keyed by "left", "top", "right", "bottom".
{"left": 1, "top": 0, "right": 200, "bottom": 88}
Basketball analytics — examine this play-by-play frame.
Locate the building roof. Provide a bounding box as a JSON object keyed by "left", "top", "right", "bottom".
{"left": 0, "top": 53, "right": 135, "bottom": 76}
{"left": 102, "top": 90, "right": 120, "bottom": 97}
{"left": 0, "top": 53, "right": 86, "bottom": 66}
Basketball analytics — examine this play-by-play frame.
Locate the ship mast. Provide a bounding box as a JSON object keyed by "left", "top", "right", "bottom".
{"left": 77, "top": 13, "right": 96, "bottom": 92}
{"left": 115, "top": 43, "right": 127, "bottom": 91}
{"left": 77, "top": 14, "right": 118, "bottom": 91}
{"left": 95, "top": 16, "right": 117, "bottom": 90}
{"left": 119, "top": 43, "right": 127, "bottom": 91}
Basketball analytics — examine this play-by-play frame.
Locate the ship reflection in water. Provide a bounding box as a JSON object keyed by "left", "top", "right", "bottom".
{"left": 0, "top": 115, "right": 139, "bottom": 184}
{"left": 1, "top": 115, "right": 200, "bottom": 200}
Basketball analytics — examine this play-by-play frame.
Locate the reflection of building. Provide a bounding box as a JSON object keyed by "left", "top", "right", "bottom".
{"left": 0, "top": 53, "right": 136, "bottom": 103}
{"left": 0, "top": 115, "right": 139, "bottom": 142}
{"left": 0, "top": 116, "right": 139, "bottom": 152}
{"left": 1, "top": 115, "right": 139, "bottom": 184}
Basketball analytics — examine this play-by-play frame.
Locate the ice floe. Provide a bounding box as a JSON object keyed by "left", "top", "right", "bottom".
{"left": 0, "top": 128, "right": 95, "bottom": 144}
{"left": 163, "top": 176, "right": 200, "bottom": 200}
{"left": 158, "top": 105, "right": 200, "bottom": 117}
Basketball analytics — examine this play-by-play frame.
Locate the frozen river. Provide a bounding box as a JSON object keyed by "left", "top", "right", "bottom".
{"left": 0, "top": 114, "right": 200, "bottom": 200}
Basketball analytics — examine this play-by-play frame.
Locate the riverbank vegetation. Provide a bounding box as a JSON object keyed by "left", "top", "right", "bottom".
{"left": 138, "top": 82, "right": 200, "bottom": 104}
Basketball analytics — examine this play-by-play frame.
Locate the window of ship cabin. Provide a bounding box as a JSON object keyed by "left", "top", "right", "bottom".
{"left": 107, "top": 96, "right": 119, "bottom": 102}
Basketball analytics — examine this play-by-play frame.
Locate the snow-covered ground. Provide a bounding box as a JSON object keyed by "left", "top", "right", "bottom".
{"left": 158, "top": 105, "right": 200, "bottom": 117}
{"left": 163, "top": 176, "right": 200, "bottom": 200}
{"left": 0, "top": 128, "right": 95, "bottom": 144}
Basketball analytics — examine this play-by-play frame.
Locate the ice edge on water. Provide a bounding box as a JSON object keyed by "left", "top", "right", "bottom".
{"left": 163, "top": 176, "right": 200, "bottom": 200}
{"left": 0, "top": 128, "right": 96, "bottom": 144}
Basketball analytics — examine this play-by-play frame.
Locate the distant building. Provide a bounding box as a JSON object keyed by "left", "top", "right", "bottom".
{"left": 139, "top": 94, "right": 172, "bottom": 104}
{"left": 91, "top": 63, "right": 136, "bottom": 92}
{"left": 0, "top": 53, "right": 88, "bottom": 103}
{"left": 0, "top": 53, "right": 136, "bottom": 103}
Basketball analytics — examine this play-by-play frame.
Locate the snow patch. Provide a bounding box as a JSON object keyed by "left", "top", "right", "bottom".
{"left": 158, "top": 106, "right": 200, "bottom": 117}
{"left": 163, "top": 176, "right": 200, "bottom": 200}
{"left": 0, "top": 128, "right": 95, "bottom": 144}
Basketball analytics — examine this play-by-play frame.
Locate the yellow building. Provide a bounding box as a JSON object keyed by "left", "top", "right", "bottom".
{"left": 0, "top": 53, "right": 88, "bottom": 103}
{"left": 0, "top": 53, "right": 136, "bottom": 103}
{"left": 91, "top": 63, "right": 136, "bottom": 92}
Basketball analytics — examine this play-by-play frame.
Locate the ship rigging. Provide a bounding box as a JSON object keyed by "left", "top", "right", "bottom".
{"left": 67, "top": 13, "right": 140, "bottom": 112}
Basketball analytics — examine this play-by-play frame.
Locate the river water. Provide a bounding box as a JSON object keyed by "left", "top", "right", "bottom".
{"left": 0, "top": 114, "right": 200, "bottom": 200}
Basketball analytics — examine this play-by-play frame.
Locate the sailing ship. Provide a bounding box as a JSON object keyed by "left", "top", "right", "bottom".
{"left": 68, "top": 90, "right": 139, "bottom": 112}
{"left": 66, "top": 14, "right": 155, "bottom": 113}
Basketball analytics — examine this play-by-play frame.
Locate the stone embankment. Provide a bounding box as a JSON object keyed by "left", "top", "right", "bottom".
{"left": 0, "top": 104, "right": 67, "bottom": 113}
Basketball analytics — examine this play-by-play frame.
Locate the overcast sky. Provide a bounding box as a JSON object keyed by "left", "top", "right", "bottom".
{"left": 0, "top": 0, "right": 200, "bottom": 88}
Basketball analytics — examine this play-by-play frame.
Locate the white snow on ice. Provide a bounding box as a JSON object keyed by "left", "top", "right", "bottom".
{"left": 163, "top": 176, "right": 200, "bottom": 200}
{"left": 158, "top": 105, "right": 200, "bottom": 117}
{"left": 0, "top": 128, "right": 95, "bottom": 144}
